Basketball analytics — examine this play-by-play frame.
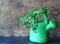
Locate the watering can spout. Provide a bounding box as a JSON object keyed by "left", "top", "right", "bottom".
{"left": 46, "top": 19, "right": 58, "bottom": 31}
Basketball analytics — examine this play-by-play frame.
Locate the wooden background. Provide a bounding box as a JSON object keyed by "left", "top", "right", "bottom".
{"left": 0, "top": 0, "right": 60, "bottom": 37}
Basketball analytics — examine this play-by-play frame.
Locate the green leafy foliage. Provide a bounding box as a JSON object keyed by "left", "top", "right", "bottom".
{"left": 18, "top": 6, "right": 50, "bottom": 29}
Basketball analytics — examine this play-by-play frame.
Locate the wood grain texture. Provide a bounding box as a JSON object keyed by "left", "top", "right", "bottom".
{"left": 0, "top": 0, "right": 59, "bottom": 37}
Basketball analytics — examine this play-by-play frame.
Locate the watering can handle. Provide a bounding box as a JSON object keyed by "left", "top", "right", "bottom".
{"left": 32, "top": 6, "right": 50, "bottom": 24}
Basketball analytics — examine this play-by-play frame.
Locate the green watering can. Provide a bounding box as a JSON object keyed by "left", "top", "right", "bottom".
{"left": 18, "top": 6, "right": 58, "bottom": 43}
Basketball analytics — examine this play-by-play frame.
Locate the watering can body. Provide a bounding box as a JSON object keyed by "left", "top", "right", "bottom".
{"left": 30, "top": 19, "right": 58, "bottom": 43}
{"left": 30, "top": 22, "right": 49, "bottom": 43}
